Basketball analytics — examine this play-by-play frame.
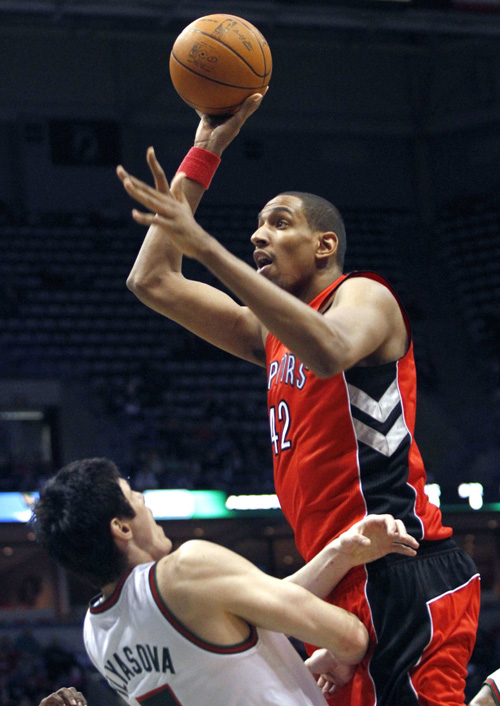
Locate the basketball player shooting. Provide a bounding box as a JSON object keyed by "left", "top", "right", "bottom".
{"left": 116, "top": 76, "right": 480, "bottom": 704}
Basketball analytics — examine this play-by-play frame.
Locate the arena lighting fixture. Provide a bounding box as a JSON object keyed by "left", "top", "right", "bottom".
{"left": 225, "top": 494, "right": 281, "bottom": 511}
{"left": 143, "top": 489, "right": 230, "bottom": 519}
{"left": 424, "top": 483, "right": 441, "bottom": 508}
{"left": 458, "top": 482, "right": 484, "bottom": 510}
{"left": 0, "top": 411, "right": 44, "bottom": 421}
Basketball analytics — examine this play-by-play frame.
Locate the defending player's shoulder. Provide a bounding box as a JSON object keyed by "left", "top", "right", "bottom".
{"left": 155, "top": 540, "right": 260, "bottom": 625}
{"left": 154, "top": 540, "right": 222, "bottom": 617}
{"left": 158, "top": 539, "right": 255, "bottom": 586}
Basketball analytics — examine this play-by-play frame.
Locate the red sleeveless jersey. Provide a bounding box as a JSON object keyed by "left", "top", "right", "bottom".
{"left": 266, "top": 272, "right": 452, "bottom": 562}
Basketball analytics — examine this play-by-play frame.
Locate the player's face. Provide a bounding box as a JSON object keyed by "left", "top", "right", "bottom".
{"left": 251, "top": 195, "right": 319, "bottom": 298}
{"left": 118, "top": 479, "right": 172, "bottom": 561}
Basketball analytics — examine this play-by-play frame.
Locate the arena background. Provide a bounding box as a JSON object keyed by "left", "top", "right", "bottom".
{"left": 0, "top": 1, "right": 499, "bottom": 703}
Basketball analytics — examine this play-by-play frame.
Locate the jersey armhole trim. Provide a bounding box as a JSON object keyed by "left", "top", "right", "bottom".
{"left": 148, "top": 563, "right": 258, "bottom": 655}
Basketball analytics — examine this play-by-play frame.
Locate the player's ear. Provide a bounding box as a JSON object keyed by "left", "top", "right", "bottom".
{"left": 316, "top": 232, "right": 338, "bottom": 262}
{"left": 110, "top": 517, "right": 132, "bottom": 541}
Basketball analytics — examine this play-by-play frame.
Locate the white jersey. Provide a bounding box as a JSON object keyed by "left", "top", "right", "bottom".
{"left": 83, "top": 562, "right": 328, "bottom": 706}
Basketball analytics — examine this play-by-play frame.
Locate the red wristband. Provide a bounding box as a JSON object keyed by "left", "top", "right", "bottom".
{"left": 176, "top": 147, "right": 221, "bottom": 190}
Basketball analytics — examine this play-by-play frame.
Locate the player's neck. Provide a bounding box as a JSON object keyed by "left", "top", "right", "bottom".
{"left": 297, "top": 268, "right": 343, "bottom": 304}
{"left": 100, "top": 567, "right": 133, "bottom": 599}
{"left": 100, "top": 561, "right": 138, "bottom": 599}
{"left": 101, "top": 580, "right": 119, "bottom": 599}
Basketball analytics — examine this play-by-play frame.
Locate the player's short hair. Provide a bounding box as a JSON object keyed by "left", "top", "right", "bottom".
{"left": 32, "top": 458, "right": 135, "bottom": 587}
{"left": 282, "top": 191, "right": 347, "bottom": 269}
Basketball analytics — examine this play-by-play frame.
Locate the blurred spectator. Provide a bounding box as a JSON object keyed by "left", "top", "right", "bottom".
{"left": 16, "top": 576, "right": 42, "bottom": 609}
{"left": 0, "top": 632, "right": 89, "bottom": 706}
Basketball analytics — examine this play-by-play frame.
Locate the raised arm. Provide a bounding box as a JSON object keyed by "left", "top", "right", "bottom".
{"left": 123, "top": 94, "right": 267, "bottom": 366}
{"left": 120, "top": 170, "right": 408, "bottom": 377}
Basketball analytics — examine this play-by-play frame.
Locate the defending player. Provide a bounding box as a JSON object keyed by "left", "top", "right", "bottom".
{"left": 117, "top": 95, "right": 480, "bottom": 704}
{"left": 32, "top": 457, "right": 418, "bottom": 705}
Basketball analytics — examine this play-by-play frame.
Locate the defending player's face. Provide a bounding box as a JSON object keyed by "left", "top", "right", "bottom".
{"left": 118, "top": 479, "right": 172, "bottom": 560}
{"left": 251, "top": 195, "right": 319, "bottom": 297}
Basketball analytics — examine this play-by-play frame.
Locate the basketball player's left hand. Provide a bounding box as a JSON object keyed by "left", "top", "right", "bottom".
{"left": 39, "top": 686, "right": 87, "bottom": 706}
{"left": 117, "top": 157, "right": 210, "bottom": 259}
{"left": 305, "top": 648, "right": 355, "bottom": 695}
{"left": 332, "top": 514, "right": 419, "bottom": 566}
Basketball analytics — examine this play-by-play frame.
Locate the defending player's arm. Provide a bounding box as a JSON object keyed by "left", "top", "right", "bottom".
{"left": 160, "top": 540, "right": 369, "bottom": 665}
{"left": 285, "top": 514, "right": 419, "bottom": 599}
{"left": 123, "top": 94, "right": 267, "bottom": 366}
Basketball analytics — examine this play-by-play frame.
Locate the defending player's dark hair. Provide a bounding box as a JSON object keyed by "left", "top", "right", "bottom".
{"left": 282, "top": 191, "right": 347, "bottom": 269}
{"left": 31, "top": 458, "right": 135, "bottom": 587}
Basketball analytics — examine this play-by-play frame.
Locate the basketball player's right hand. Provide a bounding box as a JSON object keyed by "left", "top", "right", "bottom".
{"left": 194, "top": 89, "right": 268, "bottom": 156}
{"left": 39, "top": 686, "right": 87, "bottom": 706}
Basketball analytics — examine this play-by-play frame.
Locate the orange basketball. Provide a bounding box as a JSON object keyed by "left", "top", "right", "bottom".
{"left": 169, "top": 14, "right": 272, "bottom": 115}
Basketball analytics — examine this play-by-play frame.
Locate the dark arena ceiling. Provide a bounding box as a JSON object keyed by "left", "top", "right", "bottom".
{"left": 0, "top": 0, "right": 500, "bottom": 37}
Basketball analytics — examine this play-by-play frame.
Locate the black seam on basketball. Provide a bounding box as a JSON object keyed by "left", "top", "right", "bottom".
{"left": 185, "top": 28, "right": 270, "bottom": 79}
{"left": 223, "top": 15, "right": 271, "bottom": 75}
{"left": 232, "top": 16, "right": 271, "bottom": 75}
{"left": 170, "top": 52, "right": 268, "bottom": 90}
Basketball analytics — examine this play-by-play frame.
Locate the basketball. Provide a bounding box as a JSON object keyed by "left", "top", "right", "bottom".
{"left": 169, "top": 14, "right": 272, "bottom": 116}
